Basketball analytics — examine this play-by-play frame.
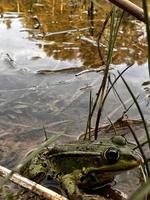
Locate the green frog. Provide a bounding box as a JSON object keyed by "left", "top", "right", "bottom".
{"left": 20, "top": 136, "right": 142, "bottom": 200}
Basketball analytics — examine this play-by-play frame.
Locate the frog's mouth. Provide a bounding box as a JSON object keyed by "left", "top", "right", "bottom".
{"left": 101, "top": 158, "right": 142, "bottom": 172}
{"left": 105, "top": 150, "right": 142, "bottom": 170}
{"left": 86, "top": 153, "right": 142, "bottom": 175}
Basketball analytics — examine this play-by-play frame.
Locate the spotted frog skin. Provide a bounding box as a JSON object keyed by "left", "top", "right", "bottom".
{"left": 20, "top": 136, "right": 142, "bottom": 200}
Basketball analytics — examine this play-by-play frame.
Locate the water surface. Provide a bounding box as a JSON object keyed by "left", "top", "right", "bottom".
{"left": 0, "top": 0, "right": 150, "bottom": 197}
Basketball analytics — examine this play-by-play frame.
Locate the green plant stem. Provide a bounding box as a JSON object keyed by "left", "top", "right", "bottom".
{"left": 130, "top": 179, "right": 150, "bottom": 200}
{"left": 127, "top": 123, "right": 149, "bottom": 176}
{"left": 119, "top": 73, "right": 150, "bottom": 152}
{"left": 142, "top": 0, "right": 150, "bottom": 78}
{"left": 1, "top": 133, "right": 64, "bottom": 187}
{"left": 94, "top": 7, "right": 123, "bottom": 139}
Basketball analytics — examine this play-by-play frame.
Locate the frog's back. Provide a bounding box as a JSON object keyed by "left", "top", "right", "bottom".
{"left": 46, "top": 136, "right": 142, "bottom": 176}
{"left": 46, "top": 140, "right": 104, "bottom": 175}
{"left": 48, "top": 150, "right": 100, "bottom": 175}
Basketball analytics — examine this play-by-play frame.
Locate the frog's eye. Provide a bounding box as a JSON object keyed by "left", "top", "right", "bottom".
{"left": 104, "top": 147, "right": 120, "bottom": 163}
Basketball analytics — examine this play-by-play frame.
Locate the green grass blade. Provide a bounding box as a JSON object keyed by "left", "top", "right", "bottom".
{"left": 1, "top": 132, "right": 64, "bottom": 186}
{"left": 94, "top": 7, "right": 124, "bottom": 139}
{"left": 127, "top": 123, "right": 149, "bottom": 176}
{"left": 118, "top": 72, "right": 150, "bottom": 151}
{"left": 142, "top": 0, "right": 150, "bottom": 77}
{"left": 129, "top": 179, "right": 150, "bottom": 200}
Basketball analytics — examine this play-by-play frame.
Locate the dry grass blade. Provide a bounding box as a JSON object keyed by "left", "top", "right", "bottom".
{"left": 97, "top": 8, "right": 113, "bottom": 65}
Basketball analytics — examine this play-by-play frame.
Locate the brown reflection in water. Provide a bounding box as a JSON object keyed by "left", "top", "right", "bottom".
{"left": 113, "top": 15, "right": 147, "bottom": 65}
{"left": 0, "top": 0, "right": 149, "bottom": 67}
{"left": 5, "top": 19, "right": 12, "bottom": 29}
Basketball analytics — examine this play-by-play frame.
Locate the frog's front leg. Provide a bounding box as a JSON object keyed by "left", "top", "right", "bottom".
{"left": 61, "top": 171, "right": 83, "bottom": 200}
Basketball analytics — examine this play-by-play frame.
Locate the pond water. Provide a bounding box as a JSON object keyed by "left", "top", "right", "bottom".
{"left": 0, "top": 0, "right": 150, "bottom": 198}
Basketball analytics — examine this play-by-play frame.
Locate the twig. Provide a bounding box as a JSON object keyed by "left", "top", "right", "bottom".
{"left": 85, "top": 91, "right": 93, "bottom": 140}
{"left": 36, "top": 66, "right": 84, "bottom": 75}
{"left": 75, "top": 65, "right": 112, "bottom": 76}
{"left": 0, "top": 165, "right": 68, "bottom": 200}
{"left": 97, "top": 9, "right": 113, "bottom": 65}
{"left": 43, "top": 126, "right": 48, "bottom": 141}
{"left": 108, "top": 0, "right": 149, "bottom": 23}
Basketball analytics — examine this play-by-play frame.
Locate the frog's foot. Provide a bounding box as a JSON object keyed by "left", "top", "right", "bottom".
{"left": 61, "top": 174, "right": 83, "bottom": 200}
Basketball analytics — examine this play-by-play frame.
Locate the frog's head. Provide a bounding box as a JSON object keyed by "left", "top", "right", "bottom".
{"left": 76, "top": 136, "right": 142, "bottom": 189}
{"left": 48, "top": 135, "right": 142, "bottom": 185}
{"left": 84, "top": 135, "right": 142, "bottom": 175}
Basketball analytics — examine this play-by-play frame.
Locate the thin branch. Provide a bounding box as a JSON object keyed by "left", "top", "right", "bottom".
{"left": 97, "top": 9, "right": 113, "bottom": 65}
{"left": 85, "top": 90, "right": 93, "bottom": 140}
{"left": 0, "top": 165, "right": 68, "bottom": 200}
{"left": 108, "top": 0, "right": 148, "bottom": 23}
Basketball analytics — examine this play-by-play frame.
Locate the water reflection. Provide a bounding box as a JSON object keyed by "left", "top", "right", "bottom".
{"left": 0, "top": 0, "right": 149, "bottom": 157}
{"left": 0, "top": 0, "right": 148, "bottom": 67}
{"left": 0, "top": 1, "right": 149, "bottom": 197}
